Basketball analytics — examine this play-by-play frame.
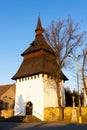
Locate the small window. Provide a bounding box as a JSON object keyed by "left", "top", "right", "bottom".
{"left": 22, "top": 78, "right": 24, "bottom": 81}
{"left": 10, "top": 101, "right": 15, "bottom": 109}
{"left": 4, "top": 102, "right": 9, "bottom": 109}
{"left": 47, "top": 75, "right": 49, "bottom": 78}
{"left": 31, "top": 76, "right": 33, "bottom": 79}
{"left": 42, "top": 74, "right": 44, "bottom": 77}
{"left": 51, "top": 76, "right": 53, "bottom": 79}
{"left": 0, "top": 100, "right": 4, "bottom": 110}
{"left": 25, "top": 77, "right": 27, "bottom": 81}
{"left": 34, "top": 75, "right": 36, "bottom": 79}
{"left": 19, "top": 79, "right": 21, "bottom": 82}
{"left": 37, "top": 74, "right": 39, "bottom": 78}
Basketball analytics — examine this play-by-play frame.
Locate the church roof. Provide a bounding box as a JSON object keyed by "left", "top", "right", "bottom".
{"left": 21, "top": 16, "right": 54, "bottom": 56}
{"left": 12, "top": 55, "right": 55, "bottom": 78}
{"left": 35, "top": 15, "right": 44, "bottom": 33}
{"left": 12, "top": 54, "right": 68, "bottom": 80}
{"left": 21, "top": 35, "right": 54, "bottom": 56}
{"left": 0, "top": 84, "right": 15, "bottom": 97}
{"left": 12, "top": 16, "right": 68, "bottom": 81}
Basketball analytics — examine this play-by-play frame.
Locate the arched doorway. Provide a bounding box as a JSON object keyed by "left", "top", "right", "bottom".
{"left": 26, "top": 101, "right": 33, "bottom": 115}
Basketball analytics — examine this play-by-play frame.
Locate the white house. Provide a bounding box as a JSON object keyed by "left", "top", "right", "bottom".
{"left": 12, "top": 16, "right": 68, "bottom": 120}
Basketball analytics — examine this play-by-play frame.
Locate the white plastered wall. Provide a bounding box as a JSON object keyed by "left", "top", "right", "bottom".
{"left": 14, "top": 74, "right": 44, "bottom": 120}
{"left": 14, "top": 74, "right": 65, "bottom": 120}
{"left": 43, "top": 75, "right": 65, "bottom": 108}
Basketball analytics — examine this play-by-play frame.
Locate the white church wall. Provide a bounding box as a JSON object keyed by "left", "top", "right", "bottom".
{"left": 43, "top": 75, "right": 65, "bottom": 108}
{"left": 14, "top": 74, "right": 65, "bottom": 120}
{"left": 44, "top": 75, "right": 57, "bottom": 108}
{"left": 14, "top": 74, "right": 44, "bottom": 120}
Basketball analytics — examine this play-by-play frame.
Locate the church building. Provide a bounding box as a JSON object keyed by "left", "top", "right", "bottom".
{"left": 12, "top": 16, "right": 68, "bottom": 120}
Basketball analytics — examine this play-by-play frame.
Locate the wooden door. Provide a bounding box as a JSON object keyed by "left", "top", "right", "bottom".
{"left": 26, "top": 101, "right": 33, "bottom": 115}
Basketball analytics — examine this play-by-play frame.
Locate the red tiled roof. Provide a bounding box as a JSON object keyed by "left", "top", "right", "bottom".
{"left": 0, "top": 84, "right": 15, "bottom": 97}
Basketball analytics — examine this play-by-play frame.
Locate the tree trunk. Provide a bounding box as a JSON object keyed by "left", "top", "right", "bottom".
{"left": 56, "top": 76, "right": 64, "bottom": 120}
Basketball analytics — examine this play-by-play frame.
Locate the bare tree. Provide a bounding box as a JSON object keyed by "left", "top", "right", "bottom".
{"left": 82, "top": 49, "right": 87, "bottom": 95}
{"left": 44, "top": 17, "right": 87, "bottom": 119}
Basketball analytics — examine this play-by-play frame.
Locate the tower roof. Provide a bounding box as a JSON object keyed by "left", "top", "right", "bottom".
{"left": 35, "top": 16, "right": 44, "bottom": 35}
{"left": 21, "top": 16, "right": 54, "bottom": 56}
{"left": 12, "top": 17, "right": 68, "bottom": 81}
{"left": 21, "top": 35, "right": 54, "bottom": 56}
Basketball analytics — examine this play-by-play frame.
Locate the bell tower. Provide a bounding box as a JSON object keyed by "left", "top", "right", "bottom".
{"left": 12, "top": 16, "right": 68, "bottom": 120}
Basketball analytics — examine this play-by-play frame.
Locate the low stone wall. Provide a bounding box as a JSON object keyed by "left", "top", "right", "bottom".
{"left": 80, "top": 107, "right": 87, "bottom": 122}
{"left": 1, "top": 109, "right": 14, "bottom": 118}
{"left": 44, "top": 107, "right": 59, "bottom": 121}
{"left": 1, "top": 107, "right": 87, "bottom": 122}
{"left": 44, "top": 107, "right": 87, "bottom": 122}
{"left": 64, "top": 107, "right": 73, "bottom": 120}
{"left": 64, "top": 107, "right": 87, "bottom": 121}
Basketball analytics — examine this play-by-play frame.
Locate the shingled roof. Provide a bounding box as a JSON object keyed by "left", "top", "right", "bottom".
{"left": 21, "top": 35, "right": 54, "bottom": 56}
{"left": 21, "top": 16, "right": 54, "bottom": 56}
{"left": 12, "top": 55, "right": 55, "bottom": 78}
{"left": 12, "top": 16, "right": 68, "bottom": 81}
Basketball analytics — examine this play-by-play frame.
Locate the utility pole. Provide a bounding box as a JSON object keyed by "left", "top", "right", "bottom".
{"left": 76, "top": 55, "right": 82, "bottom": 123}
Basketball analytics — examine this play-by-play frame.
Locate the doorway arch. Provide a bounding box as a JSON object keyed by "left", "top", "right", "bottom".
{"left": 26, "top": 101, "right": 33, "bottom": 115}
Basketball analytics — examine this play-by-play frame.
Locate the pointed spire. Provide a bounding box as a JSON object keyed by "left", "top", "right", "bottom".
{"left": 35, "top": 16, "right": 44, "bottom": 36}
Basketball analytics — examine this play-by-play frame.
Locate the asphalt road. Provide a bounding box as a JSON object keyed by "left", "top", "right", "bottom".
{"left": 0, "top": 122, "right": 87, "bottom": 130}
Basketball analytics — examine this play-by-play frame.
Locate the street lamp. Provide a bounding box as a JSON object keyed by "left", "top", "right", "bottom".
{"left": 76, "top": 55, "right": 82, "bottom": 123}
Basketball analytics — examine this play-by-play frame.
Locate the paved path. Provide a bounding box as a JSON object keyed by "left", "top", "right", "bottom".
{"left": 0, "top": 122, "right": 87, "bottom": 130}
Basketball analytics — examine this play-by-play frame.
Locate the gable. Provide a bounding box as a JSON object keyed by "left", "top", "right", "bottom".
{"left": 0, "top": 84, "right": 15, "bottom": 97}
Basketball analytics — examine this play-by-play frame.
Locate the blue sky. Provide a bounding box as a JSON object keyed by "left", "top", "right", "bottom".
{"left": 0, "top": 0, "right": 87, "bottom": 90}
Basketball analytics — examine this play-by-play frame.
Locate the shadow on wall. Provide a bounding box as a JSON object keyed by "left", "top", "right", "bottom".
{"left": 15, "top": 94, "right": 25, "bottom": 115}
